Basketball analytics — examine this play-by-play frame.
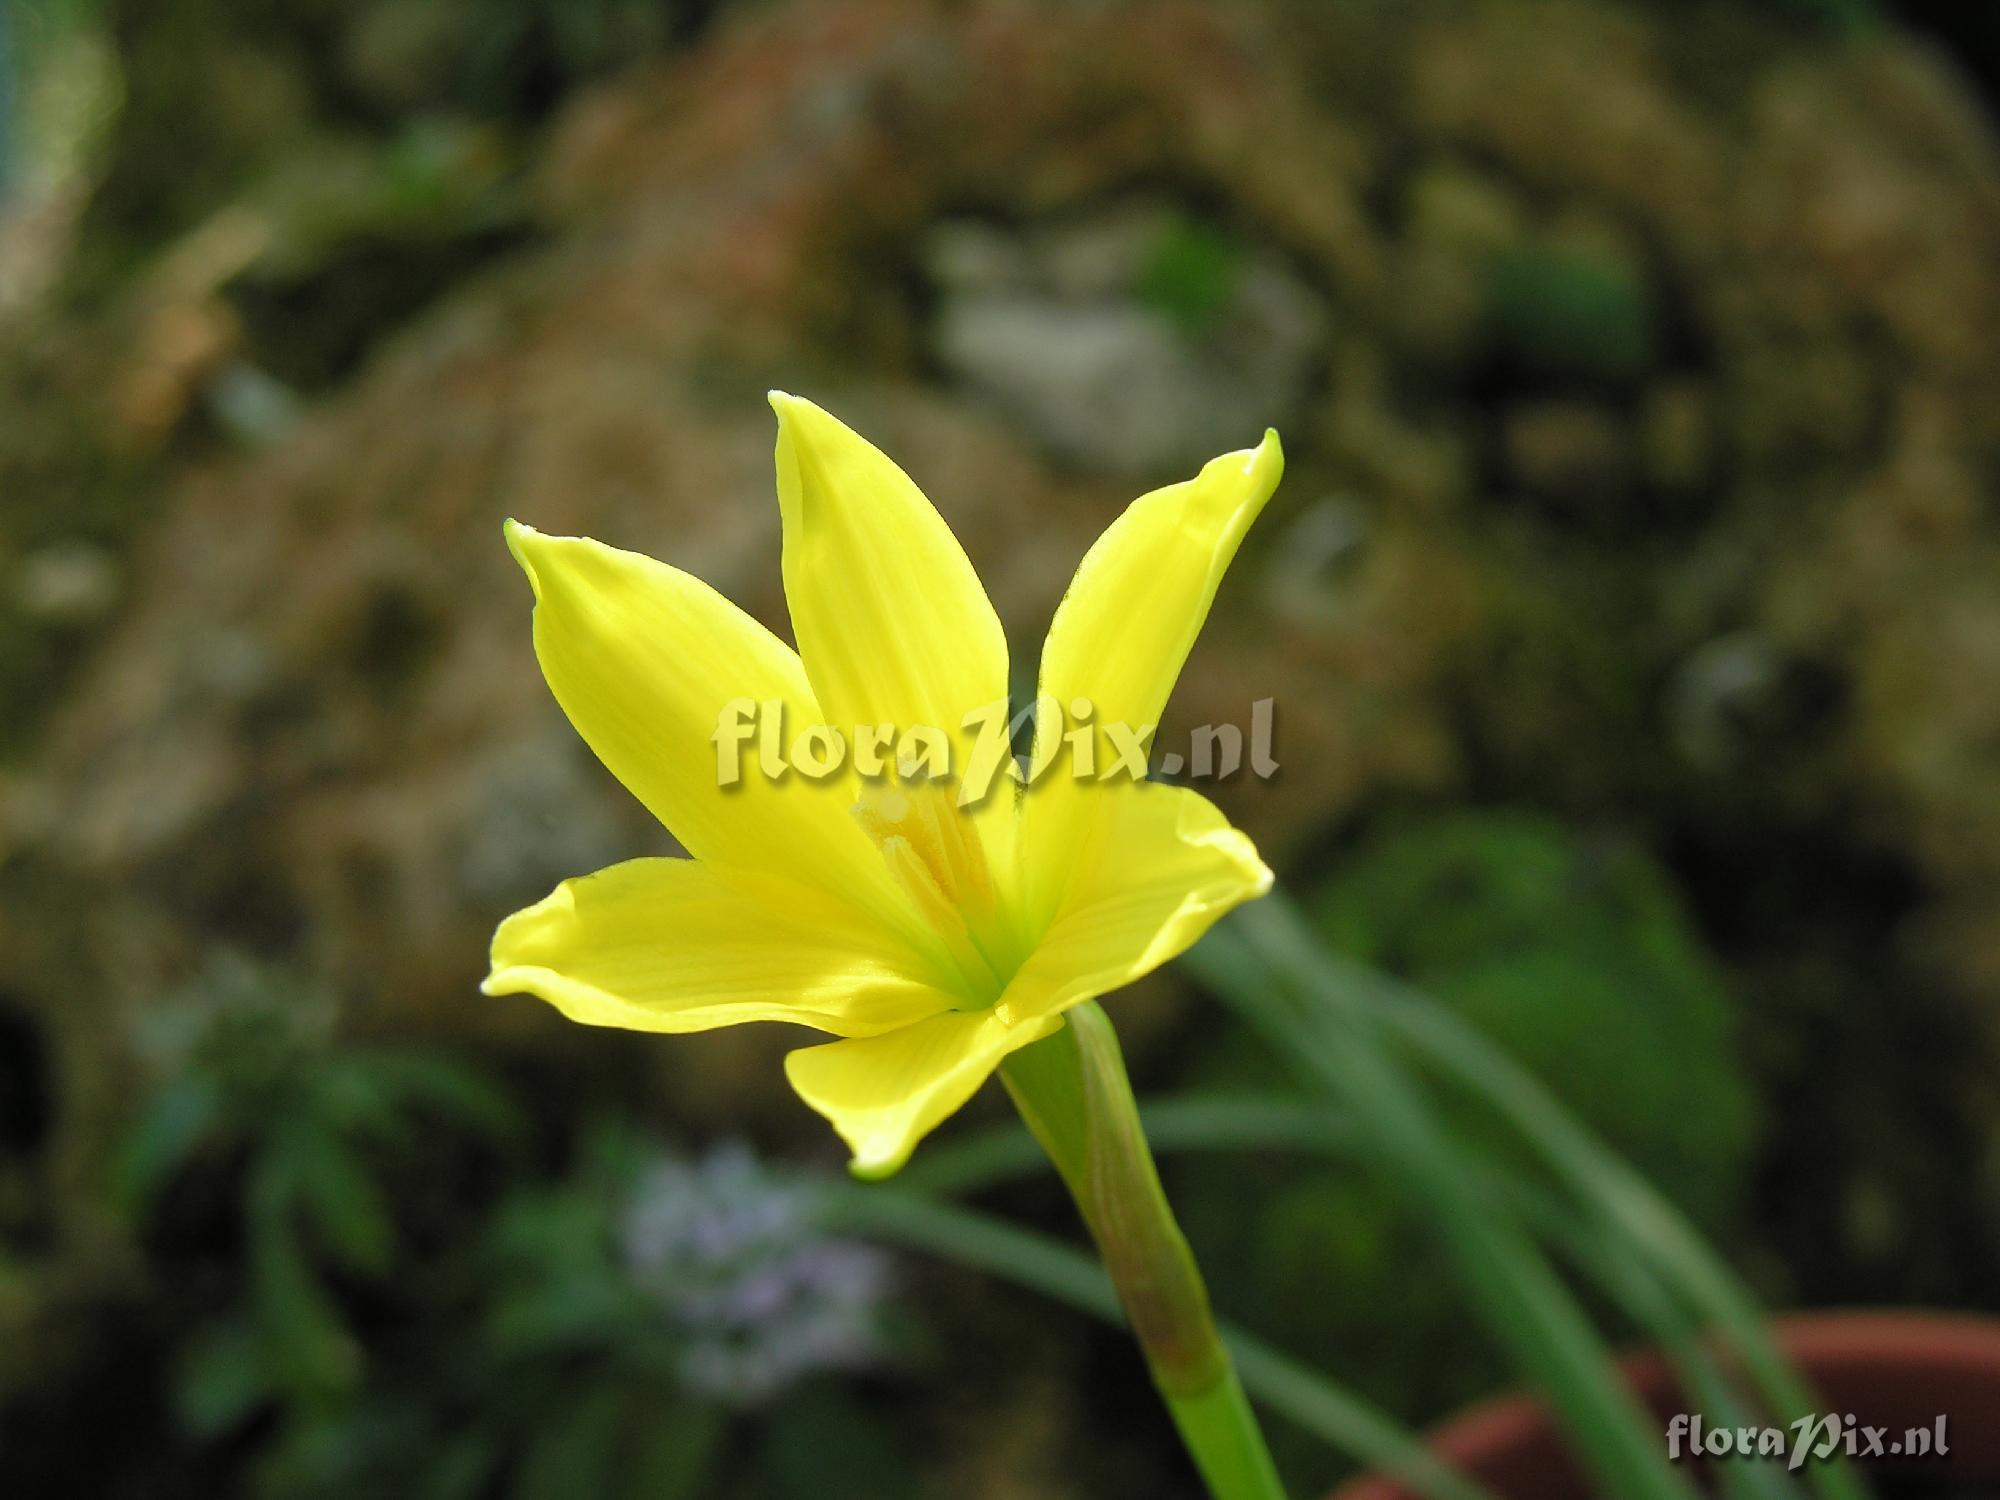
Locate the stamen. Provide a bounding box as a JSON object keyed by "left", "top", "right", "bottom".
{"left": 853, "top": 783, "right": 1013, "bottom": 1003}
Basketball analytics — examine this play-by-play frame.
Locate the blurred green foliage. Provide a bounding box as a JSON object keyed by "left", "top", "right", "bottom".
{"left": 1170, "top": 810, "right": 1755, "bottom": 1450}
{"left": 0, "top": 392, "right": 155, "bottom": 761}
{"left": 1312, "top": 810, "right": 1754, "bottom": 1223}
{"left": 1135, "top": 218, "right": 1245, "bottom": 337}
{"left": 84, "top": 955, "right": 920, "bottom": 1500}
{"left": 1485, "top": 247, "right": 1656, "bottom": 388}
{"left": 0, "top": 2, "right": 13, "bottom": 193}
{"left": 267, "top": 1127, "right": 740, "bottom": 1500}
{"left": 1761, "top": 0, "right": 1880, "bottom": 33}
{"left": 51, "top": 0, "right": 707, "bottom": 287}
{"left": 116, "top": 955, "right": 519, "bottom": 1439}
{"left": 436, "top": 0, "right": 716, "bottom": 117}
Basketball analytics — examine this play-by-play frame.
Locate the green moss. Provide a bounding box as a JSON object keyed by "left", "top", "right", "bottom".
{"left": 1486, "top": 246, "right": 1656, "bottom": 386}
{"left": 1134, "top": 219, "right": 1243, "bottom": 337}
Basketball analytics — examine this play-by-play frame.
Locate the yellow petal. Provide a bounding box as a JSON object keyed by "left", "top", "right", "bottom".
{"left": 1020, "top": 432, "right": 1282, "bottom": 925}
{"left": 484, "top": 857, "right": 953, "bottom": 1037}
{"left": 784, "top": 1006, "right": 1063, "bottom": 1177}
{"left": 769, "top": 393, "right": 1010, "bottom": 778}
{"left": 504, "top": 520, "right": 919, "bottom": 939}
{"left": 998, "top": 781, "right": 1271, "bottom": 1028}
{"left": 1039, "top": 430, "right": 1282, "bottom": 738}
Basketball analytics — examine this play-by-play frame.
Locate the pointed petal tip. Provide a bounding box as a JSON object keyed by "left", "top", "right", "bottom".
{"left": 779, "top": 1048, "right": 908, "bottom": 1179}
{"left": 769, "top": 391, "right": 841, "bottom": 445}
{"left": 768, "top": 391, "right": 819, "bottom": 452}
{"left": 500, "top": 518, "right": 545, "bottom": 599}
{"left": 846, "top": 1149, "right": 907, "bottom": 1182}
{"left": 1224, "top": 427, "right": 1285, "bottom": 513}
{"left": 1248, "top": 426, "right": 1284, "bottom": 478}
{"left": 1195, "top": 427, "right": 1283, "bottom": 493}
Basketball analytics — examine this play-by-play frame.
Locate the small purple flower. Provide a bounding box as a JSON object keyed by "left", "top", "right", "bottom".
{"left": 619, "top": 1142, "right": 894, "bottom": 1406}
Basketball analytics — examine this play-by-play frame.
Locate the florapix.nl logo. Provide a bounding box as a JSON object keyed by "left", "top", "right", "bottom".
{"left": 711, "top": 696, "right": 1279, "bottom": 805}
{"left": 1667, "top": 1413, "right": 1950, "bottom": 1472}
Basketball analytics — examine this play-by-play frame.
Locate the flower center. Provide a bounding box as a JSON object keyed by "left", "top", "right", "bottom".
{"left": 852, "top": 783, "right": 1018, "bottom": 1006}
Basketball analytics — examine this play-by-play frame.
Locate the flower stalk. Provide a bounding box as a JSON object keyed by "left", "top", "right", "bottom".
{"left": 1001, "top": 1001, "right": 1287, "bottom": 1500}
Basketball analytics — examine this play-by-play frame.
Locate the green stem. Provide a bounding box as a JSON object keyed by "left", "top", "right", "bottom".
{"left": 999, "top": 1001, "right": 1288, "bottom": 1500}
{"left": 1167, "top": 1365, "right": 1291, "bottom": 1500}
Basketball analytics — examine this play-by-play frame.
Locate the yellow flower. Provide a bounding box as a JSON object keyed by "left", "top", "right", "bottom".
{"left": 485, "top": 395, "right": 1281, "bottom": 1177}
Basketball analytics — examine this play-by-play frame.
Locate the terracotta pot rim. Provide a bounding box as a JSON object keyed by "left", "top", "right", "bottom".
{"left": 1330, "top": 1307, "right": 2000, "bottom": 1500}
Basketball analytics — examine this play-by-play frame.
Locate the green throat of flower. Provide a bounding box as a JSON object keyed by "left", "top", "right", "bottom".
{"left": 852, "top": 783, "right": 1023, "bottom": 1006}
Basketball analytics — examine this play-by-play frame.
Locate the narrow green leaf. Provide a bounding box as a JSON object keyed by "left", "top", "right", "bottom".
{"left": 246, "top": 1155, "right": 362, "bottom": 1399}
{"left": 623, "top": 1394, "right": 728, "bottom": 1500}
{"left": 764, "top": 1385, "right": 917, "bottom": 1500}
{"left": 824, "top": 1186, "right": 1500, "bottom": 1500}
{"left": 113, "top": 1075, "right": 224, "bottom": 1216}
{"left": 288, "top": 1127, "right": 397, "bottom": 1273}
{"left": 1193, "top": 901, "right": 1700, "bottom": 1500}
{"left": 367, "top": 1052, "right": 522, "bottom": 1140}
{"left": 902, "top": 1095, "right": 1351, "bottom": 1197}
{"left": 1193, "top": 900, "right": 1865, "bottom": 1500}
{"left": 512, "top": 1381, "right": 627, "bottom": 1500}
{"left": 174, "top": 1317, "right": 275, "bottom": 1437}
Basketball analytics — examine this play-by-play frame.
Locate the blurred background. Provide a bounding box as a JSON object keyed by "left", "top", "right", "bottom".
{"left": 1, "top": 0, "right": 1997, "bottom": 1495}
